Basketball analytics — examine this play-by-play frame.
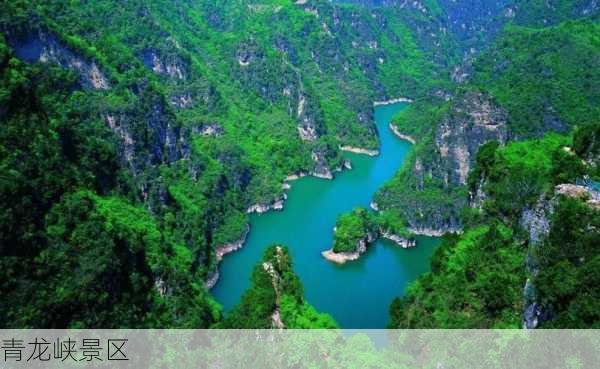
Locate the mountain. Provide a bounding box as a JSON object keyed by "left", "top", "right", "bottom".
{"left": 1, "top": 0, "right": 598, "bottom": 328}
{"left": 219, "top": 245, "right": 337, "bottom": 328}
{"left": 385, "top": 19, "right": 600, "bottom": 328}
{"left": 1, "top": 0, "right": 454, "bottom": 328}
{"left": 374, "top": 19, "right": 600, "bottom": 236}
{"left": 389, "top": 125, "right": 599, "bottom": 328}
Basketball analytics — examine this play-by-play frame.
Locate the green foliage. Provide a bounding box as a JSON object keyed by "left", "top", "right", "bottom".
{"left": 473, "top": 20, "right": 600, "bottom": 137}
{"left": 390, "top": 224, "right": 525, "bottom": 328}
{"left": 391, "top": 127, "right": 600, "bottom": 328}
{"left": 1, "top": 191, "right": 220, "bottom": 328}
{"left": 482, "top": 134, "right": 567, "bottom": 217}
{"left": 390, "top": 99, "right": 449, "bottom": 141}
{"left": 375, "top": 210, "right": 411, "bottom": 238}
{"left": 376, "top": 18, "right": 599, "bottom": 241}
{"left": 332, "top": 207, "right": 377, "bottom": 253}
{"left": 534, "top": 197, "right": 600, "bottom": 328}
{"left": 572, "top": 122, "right": 600, "bottom": 180}
{"left": 219, "top": 245, "right": 337, "bottom": 328}
{"left": 0, "top": 35, "right": 221, "bottom": 328}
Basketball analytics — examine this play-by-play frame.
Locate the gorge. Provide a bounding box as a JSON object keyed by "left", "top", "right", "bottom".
{"left": 212, "top": 102, "right": 440, "bottom": 328}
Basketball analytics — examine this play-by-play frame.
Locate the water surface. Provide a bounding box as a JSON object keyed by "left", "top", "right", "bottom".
{"left": 213, "top": 103, "right": 440, "bottom": 328}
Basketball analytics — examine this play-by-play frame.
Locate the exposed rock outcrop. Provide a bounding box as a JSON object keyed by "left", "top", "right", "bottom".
{"left": 193, "top": 123, "right": 223, "bottom": 137}
{"left": 262, "top": 246, "right": 287, "bottom": 328}
{"left": 434, "top": 91, "right": 508, "bottom": 186}
{"left": 555, "top": 183, "right": 600, "bottom": 210}
{"left": 380, "top": 231, "right": 416, "bottom": 248}
{"left": 389, "top": 123, "right": 416, "bottom": 144}
{"left": 373, "top": 97, "right": 413, "bottom": 106}
{"left": 520, "top": 182, "right": 600, "bottom": 328}
{"left": 247, "top": 194, "right": 287, "bottom": 214}
{"left": 142, "top": 49, "right": 188, "bottom": 80}
{"left": 310, "top": 151, "right": 333, "bottom": 179}
{"left": 322, "top": 231, "right": 375, "bottom": 264}
{"left": 520, "top": 193, "right": 554, "bottom": 329}
{"left": 391, "top": 91, "right": 508, "bottom": 235}
{"left": 11, "top": 30, "right": 110, "bottom": 90}
{"left": 205, "top": 225, "right": 250, "bottom": 289}
{"left": 339, "top": 146, "right": 379, "bottom": 156}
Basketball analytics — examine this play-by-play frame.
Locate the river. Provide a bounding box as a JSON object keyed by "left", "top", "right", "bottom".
{"left": 212, "top": 102, "right": 440, "bottom": 328}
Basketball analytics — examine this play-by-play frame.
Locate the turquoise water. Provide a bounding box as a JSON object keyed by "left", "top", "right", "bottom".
{"left": 212, "top": 103, "right": 440, "bottom": 328}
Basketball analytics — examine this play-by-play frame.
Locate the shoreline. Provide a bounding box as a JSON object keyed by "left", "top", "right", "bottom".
{"left": 380, "top": 231, "right": 416, "bottom": 249}
{"left": 373, "top": 97, "right": 413, "bottom": 106}
{"left": 322, "top": 230, "right": 417, "bottom": 264}
{"left": 247, "top": 194, "right": 287, "bottom": 214}
{"left": 408, "top": 226, "right": 462, "bottom": 237}
{"left": 250, "top": 159, "right": 353, "bottom": 214}
{"left": 388, "top": 123, "right": 416, "bottom": 144}
{"left": 206, "top": 225, "right": 251, "bottom": 289}
{"left": 216, "top": 159, "right": 355, "bottom": 286}
{"left": 339, "top": 145, "right": 379, "bottom": 156}
{"left": 321, "top": 249, "right": 361, "bottom": 264}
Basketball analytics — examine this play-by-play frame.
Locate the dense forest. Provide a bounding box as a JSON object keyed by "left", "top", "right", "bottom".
{"left": 383, "top": 19, "right": 600, "bottom": 328}
{"left": 1, "top": 0, "right": 599, "bottom": 329}
{"left": 390, "top": 127, "right": 600, "bottom": 328}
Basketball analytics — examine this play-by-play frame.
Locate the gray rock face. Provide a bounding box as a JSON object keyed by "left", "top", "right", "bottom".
{"left": 380, "top": 231, "right": 416, "bottom": 248}
{"left": 523, "top": 300, "right": 552, "bottom": 329}
{"left": 11, "top": 30, "right": 110, "bottom": 90}
{"left": 400, "top": 91, "right": 508, "bottom": 234}
{"left": 142, "top": 49, "right": 188, "bottom": 80}
{"left": 310, "top": 151, "right": 333, "bottom": 180}
{"left": 521, "top": 182, "right": 600, "bottom": 328}
{"left": 434, "top": 91, "right": 509, "bottom": 186}
{"left": 103, "top": 101, "right": 188, "bottom": 173}
{"left": 193, "top": 123, "right": 223, "bottom": 137}
{"left": 520, "top": 195, "right": 554, "bottom": 329}
{"left": 520, "top": 196, "right": 553, "bottom": 249}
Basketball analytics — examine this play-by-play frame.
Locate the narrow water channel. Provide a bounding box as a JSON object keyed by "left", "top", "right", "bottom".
{"left": 213, "top": 103, "right": 440, "bottom": 328}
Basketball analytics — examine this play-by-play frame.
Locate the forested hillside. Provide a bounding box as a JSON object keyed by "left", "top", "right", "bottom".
{"left": 1, "top": 0, "right": 598, "bottom": 328}
{"left": 374, "top": 19, "right": 600, "bottom": 236}
{"left": 219, "top": 245, "right": 338, "bottom": 328}
{"left": 390, "top": 126, "right": 599, "bottom": 328}
{"left": 384, "top": 18, "right": 600, "bottom": 328}
{"left": 1, "top": 0, "right": 453, "bottom": 328}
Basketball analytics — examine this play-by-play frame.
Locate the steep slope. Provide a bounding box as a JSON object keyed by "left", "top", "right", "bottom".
{"left": 0, "top": 46, "right": 220, "bottom": 327}
{"left": 0, "top": 0, "right": 453, "bottom": 328}
{"left": 375, "top": 19, "right": 600, "bottom": 235}
{"left": 389, "top": 125, "right": 599, "bottom": 328}
{"left": 218, "top": 245, "right": 338, "bottom": 328}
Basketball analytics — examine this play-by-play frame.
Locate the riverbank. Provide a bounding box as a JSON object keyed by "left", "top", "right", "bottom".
{"left": 212, "top": 102, "right": 441, "bottom": 328}
{"left": 373, "top": 97, "right": 413, "bottom": 106}
{"left": 249, "top": 160, "right": 353, "bottom": 214}
{"left": 389, "top": 123, "right": 416, "bottom": 144}
{"left": 408, "top": 226, "right": 462, "bottom": 237}
{"left": 321, "top": 249, "right": 362, "bottom": 264}
{"left": 322, "top": 228, "right": 416, "bottom": 264}
{"left": 206, "top": 225, "right": 251, "bottom": 289}
{"left": 339, "top": 146, "right": 379, "bottom": 156}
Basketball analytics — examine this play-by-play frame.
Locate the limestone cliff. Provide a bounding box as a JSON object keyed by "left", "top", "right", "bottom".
{"left": 9, "top": 29, "right": 110, "bottom": 89}
{"left": 376, "top": 90, "right": 508, "bottom": 235}
{"left": 521, "top": 182, "right": 600, "bottom": 328}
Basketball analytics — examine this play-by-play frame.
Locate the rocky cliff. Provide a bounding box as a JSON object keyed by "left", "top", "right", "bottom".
{"left": 521, "top": 182, "right": 600, "bottom": 328}
{"left": 9, "top": 29, "right": 110, "bottom": 90}
{"left": 376, "top": 90, "right": 508, "bottom": 235}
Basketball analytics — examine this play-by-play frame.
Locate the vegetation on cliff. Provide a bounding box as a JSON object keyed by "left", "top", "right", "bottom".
{"left": 1, "top": 0, "right": 447, "bottom": 327}
{"left": 332, "top": 207, "right": 377, "bottom": 254}
{"left": 376, "top": 18, "right": 600, "bottom": 235}
{"left": 1, "top": 0, "right": 599, "bottom": 329}
{"left": 219, "top": 245, "right": 338, "bottom": 329}
{"left": 390, "top": 126, "right": 600, "bottom": 328}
